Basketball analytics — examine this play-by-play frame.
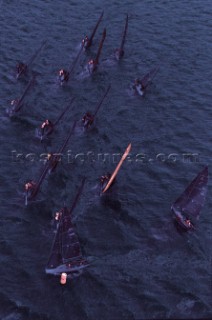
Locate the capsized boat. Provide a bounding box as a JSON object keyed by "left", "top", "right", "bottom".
{"left": 82, "top": 11, "right": 104, "bottom": 49}
{"left": 81, "top": 84, "right": 111, "bottom": 129}
{"left": 16, "top": 40, "right": 47, "bottom": 79}
{"left": 7, "top": 75, "right": 36, "bottom": 116}
{"left": 171, "top": 166, "right": 208, "bottom": 230}
{"left": 102, "top": 143, "right": 132, "bottom": 193}
{"left": 114, "top": 14, "right": 128, "bottom": 60}
{"left": 37, "top": 97, "right": 75, "bottom": 141}
{"left": 46, "top": 178, "right": 88, "bottom": 282}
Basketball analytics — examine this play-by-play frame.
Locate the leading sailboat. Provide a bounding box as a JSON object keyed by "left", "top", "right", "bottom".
{"left": 45, "top": 178, "right": 88, "bottom": 283}
{"left": 171, "top": 166, "right": 208, "bottom": 230}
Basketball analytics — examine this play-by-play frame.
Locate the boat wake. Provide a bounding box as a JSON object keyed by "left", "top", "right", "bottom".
{"left": 77, "top": 67, "right": 92, "bottom": 80}
{"left": 102, "top": 56, "right": 117, "bottom": 67}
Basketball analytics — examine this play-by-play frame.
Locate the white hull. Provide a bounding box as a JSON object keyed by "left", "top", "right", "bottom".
{"left": 45, "top": 262, "right": 88, "bottom": 276}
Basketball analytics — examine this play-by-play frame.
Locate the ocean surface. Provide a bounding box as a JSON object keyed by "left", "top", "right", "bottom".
{"left": 0, "top": 0, "right": 211, "bottom": 319}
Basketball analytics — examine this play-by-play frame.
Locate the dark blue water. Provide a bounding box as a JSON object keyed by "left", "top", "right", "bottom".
{"left": 0, "top": 0, "right": 211, "bottom": 319}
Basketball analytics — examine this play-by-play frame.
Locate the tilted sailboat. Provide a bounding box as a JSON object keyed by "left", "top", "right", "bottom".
{"left": 7, "top": 75, "right": 36, "bottom": 116}
{"left": 82, "top": 11, "right": 104, "bottom": 49}
{"left": 86, "top": 28, "right": 106, "bottom": 74}
{"left": 37, "top": 97, "right": 75, "bottom": 141}
{"left": 141, "top": 66, "right": 159, "bottom": 89}
{"left": 171, "top": 166, "right": 208, "bottom": 230}
{"left": 58, "top": 43, "right": 85, "bottom": 85}
{"left": 46, "top": 178, "right": 88, "bottom": 283}
{"left": 101, "top": 143, "right": 132, "bottom": 193}
{"left": 16, "top": 40, "right": 47, "bottom": 79}
{"left": 24, "top": 158, "right": 51, "bottom": 206}
{"left": 81, "top": 84, "right": 111, "bottom": 130}
{"left": 133, "top": 66, "right": 159, "bottom": 96}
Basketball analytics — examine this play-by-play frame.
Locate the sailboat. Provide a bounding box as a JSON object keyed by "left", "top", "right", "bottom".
{"left": 7, "top": 75, "right": 36, "bottom": 116}
{"left": 82, "top": 11, "right": 104, "bottom": 49}
{"left": 16, "top": 40, "right": 47, "bottom": 79}
{"left": 58, "top": 44, "right": 84, "bottom": 85}
{"left": 37, "top": 97, "right": 75, "bottom": 141}
{"left": 101, "top": 143, "right": 131, "bottom": 193}
{"left": 81, "top": 84, "right": 111, "bottom": 130}
{"left": 24, "top": 162, "right": 50, "bottom": 206}
{"left": 171, "top": 166, "right": 208, "bottom": 230}
{"left": 86, "top": 28, "right": 106, "bottom": 74}
{"left": 133, "top": 66, "right": 159, "bottom": 96}
{"left": 45, "top": 178, "right": 88, "bottom": 282}
{"left": 141, "top": 66, "right": 159, "bottom": 90}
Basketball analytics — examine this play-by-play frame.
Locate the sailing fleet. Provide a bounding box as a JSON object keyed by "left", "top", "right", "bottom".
{"left": 8, "top": 11, "right": 209, "bottom": 284}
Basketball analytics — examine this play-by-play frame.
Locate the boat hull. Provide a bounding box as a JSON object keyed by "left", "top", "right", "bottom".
{"left": 45, "top": 260, "right": 89, "bottom": 276}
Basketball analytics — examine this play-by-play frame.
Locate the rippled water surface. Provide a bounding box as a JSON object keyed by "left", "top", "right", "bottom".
{"left": 0, "top": 0, "right": 211, "bottom": 319}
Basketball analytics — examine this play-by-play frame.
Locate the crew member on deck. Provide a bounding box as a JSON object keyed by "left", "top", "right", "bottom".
{"left": 82, "top": 112, "right": 94, "bottom": 129}
{"left": 55, "top": 210, "right": 62, "bottom": 221}
{"left": 11, "top": 98, "right": 19, "bottom": 107}
{"left": 25, "top": 180, "right": 37, "bottom": 197}
{"left": 100, "top": 173, "right": 112, "bottom": 192}
{"left": 58, "top": 69, "right": 69, "bottom": 83}
{"left": 133, "top": 78, "right": 145, "bottom": 96}
{"left": 82, "top": 35, "right": 90, "bottom": 49}
{"left": 41, "top": 119, "right": 54, "bottom": 136}
{"left": 184, "top": 217, "right": 193, "bottom": 229}
{"left": 114, "top": 48, "right": 124, "bottom": 60}
{"left": 87, "top": 59, "right": 96, "bottom": 74}
{"left": 46, "top": 153, "right": 53, "bottom": 163}
{"left": 16, "top": 62, "right": 27, "bottom": 74}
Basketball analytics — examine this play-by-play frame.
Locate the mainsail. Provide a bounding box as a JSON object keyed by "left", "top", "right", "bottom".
{"left": 94, "top": 28, "right": 106, "bottom": 65}
{"left": 120, "top": 14, "right": 128, "bottom": 53}
{"left": 141, "top": 66, "right": 159, "bottom": 89}
{"left": 60, "top": 208, "right": 83, "bottom": 264}
{"left": 53, "top": 97, "right": 75, "bottom": 127}
{"left": 46, "top": 207, "right": 83, "bottom": 270}
{"left": 48, "top": 120, "right": 76, "bottom": 172}
{"left": 93, "top": 84, "right": 111, "bottom": 118}
{"left": 172, "top": 166, "right": 208, "bottom": 219}
{"left": 102, "top": 143, "right": 131, "bottom": 193}
{"left": 16, "top": 40, "right": 46, "bottom": 79}
{"left": 68, "top": 45, "right": 84, "bottom": 80}
{"left": 87, "top": 11, "right": 104, "bottom": 48}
